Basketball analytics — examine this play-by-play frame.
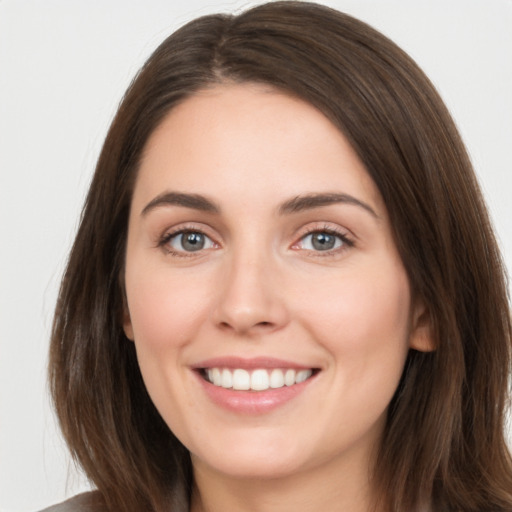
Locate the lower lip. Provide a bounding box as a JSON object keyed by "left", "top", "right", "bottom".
{"left": 194, "top": 371, "right": 317, "bottom": 414}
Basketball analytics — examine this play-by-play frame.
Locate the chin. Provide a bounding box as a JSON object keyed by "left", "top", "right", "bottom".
{"left": 189, "top": 431, "right": 310, "bottom": 480}
{"left": 193, "top": 452, "right": 306, "bottom": 481}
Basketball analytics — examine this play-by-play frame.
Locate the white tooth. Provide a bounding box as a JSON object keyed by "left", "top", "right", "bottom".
{"left": 269, "top": 369, "right": 285, "bottom": 389}
{"left": 221, "top": 369, "right": 233, "bottom": 388}
{"left": 212, "top": 368, "right": 222, "bottom": 386}
{"left": 284, "top": 369, "right": 296, "bottom": 386}
{"left": 295, "top": 369, "right": 312, "bottom": 383}
{"left": 251, "top": 369, "right": 270, "bottom": 391}
{"left": 232, "top": 369, "right": 250, "bottom": 390}
{"left": 207, "top": 369, "right": 214, "bottom": 383}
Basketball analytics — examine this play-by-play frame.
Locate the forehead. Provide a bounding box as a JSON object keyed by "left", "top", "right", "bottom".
{"left": 133, "top": 83, "right": 383, "bottom": 214}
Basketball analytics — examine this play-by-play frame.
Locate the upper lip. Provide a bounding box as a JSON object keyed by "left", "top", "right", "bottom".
{"left": 192, "top": 356, "right": 318, "bottom": 370}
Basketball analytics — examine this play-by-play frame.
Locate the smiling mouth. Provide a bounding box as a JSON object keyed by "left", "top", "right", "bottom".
{"left": 200, "top": 367, "right": 318, "bottom": 391}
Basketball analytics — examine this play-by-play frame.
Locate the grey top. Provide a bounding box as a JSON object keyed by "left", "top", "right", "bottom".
{"left": 38, "top": 485, "right": 190, "bottom": 512}
{"left": 39, "top": 492, "right": 106, "bottom": 512}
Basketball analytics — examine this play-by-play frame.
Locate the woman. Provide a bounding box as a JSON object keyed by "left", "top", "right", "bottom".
{"left": 46, "top": 1, "right": 512, "bottom": 511}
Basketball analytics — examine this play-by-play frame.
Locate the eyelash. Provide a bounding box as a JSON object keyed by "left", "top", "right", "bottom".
{"left": 292, "top": 225, "right": 354, "bottom": 256}
{"left": 157, "top": 224, "right": 354, "bottom": 257}
{"left": 157, "top": 224, "right": 217, "bottom": 257}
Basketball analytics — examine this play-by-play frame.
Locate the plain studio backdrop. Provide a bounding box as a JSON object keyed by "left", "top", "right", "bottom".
{"left": 0, "top": 0, "right": 511, "bottom": 510}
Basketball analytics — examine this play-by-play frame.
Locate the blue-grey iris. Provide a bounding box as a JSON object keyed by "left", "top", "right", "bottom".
{"left": 182, "top": 232, "right": 205, "bottom": 251}
{"left": 312, "top": 232, "right": 336, "bottom": 251}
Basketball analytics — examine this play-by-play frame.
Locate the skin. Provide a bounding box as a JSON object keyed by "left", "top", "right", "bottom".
{"left": 123, "top": 83, "right": 432, "bottom": 512}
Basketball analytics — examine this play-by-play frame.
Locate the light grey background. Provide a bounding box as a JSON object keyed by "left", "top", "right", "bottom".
{"left": 1, "top": 1, "right": 511, "bottom": 510}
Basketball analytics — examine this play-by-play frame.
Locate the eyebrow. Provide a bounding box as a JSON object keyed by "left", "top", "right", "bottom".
{"left": 141, "top": 191, "right": 378, "bottom": 219}
{"left": 141, "top": 191, "right": 220, "bottom": 216}
{"left": 279, "top": 193, "right": 379, "bottom": 218}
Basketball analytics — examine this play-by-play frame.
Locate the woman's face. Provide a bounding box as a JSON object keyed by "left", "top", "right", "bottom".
{"left": 123, "top": 83, "right": 431, "bottom": 482}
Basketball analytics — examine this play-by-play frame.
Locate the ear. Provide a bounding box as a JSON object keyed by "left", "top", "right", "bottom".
{"left": 122, "top": 297, "right": 135, "bottom": 341}
{"left": 409, "top": 299, "right": 436, "bottom": 352}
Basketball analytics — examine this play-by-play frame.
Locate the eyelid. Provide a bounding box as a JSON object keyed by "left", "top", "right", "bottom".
{"left": 290, "top": 223, "right": 355, "bottom": 254}
{"left": 154, "top": 221, "right": 354, "bottom": 257}
{"left": 156, "top": 223, "right": 220, "bottom": 256}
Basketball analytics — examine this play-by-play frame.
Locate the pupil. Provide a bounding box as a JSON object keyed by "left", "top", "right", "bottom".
{"left": 182, "top": 232, "right": 205, "bottom": 251}
{"left": 312, "top": 232, "right": 335, "bottom": 251}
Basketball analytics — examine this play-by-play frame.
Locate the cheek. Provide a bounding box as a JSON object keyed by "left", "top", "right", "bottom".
{"left": 298, "top": 257, "right": 412, "bottom": 378}
{"left": 125, "top": 260, "right": 213, "bottom": 350}
{"left": 124, "top": 261, "right": 212, "bottom": 424}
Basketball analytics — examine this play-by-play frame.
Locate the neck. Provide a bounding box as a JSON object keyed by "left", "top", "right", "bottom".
{"left": 189, "top": 446, "right": 384, "bottom": 512}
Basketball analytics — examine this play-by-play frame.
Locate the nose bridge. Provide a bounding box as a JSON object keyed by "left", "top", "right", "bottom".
{"left": 213, "top": 237, "right": 288, "bottom": 335}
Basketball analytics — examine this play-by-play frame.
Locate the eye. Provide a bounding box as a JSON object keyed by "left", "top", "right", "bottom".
{"left": 294, "top": 229, "right": 353, "bottom": 253}
{"left": 164, "top": 230, "right": 216, "bottom": 253}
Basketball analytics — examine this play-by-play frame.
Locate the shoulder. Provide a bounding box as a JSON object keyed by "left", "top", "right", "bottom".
{"left": 38, "top": 491, "right": 107, "bottom": 512}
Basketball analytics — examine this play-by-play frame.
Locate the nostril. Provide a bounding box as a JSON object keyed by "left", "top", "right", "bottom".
{"left": 216, "top": 319, "right": 277, "bottom": 335}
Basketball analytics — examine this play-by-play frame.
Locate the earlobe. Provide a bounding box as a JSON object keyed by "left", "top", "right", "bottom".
{"left": 409, "top": 300, "right": 436, "bottom": 352}
{"left": 122, "top": 300, "right": 135, "bottom": 341}
{"left": 120, "top": 274, "right": 135, "bottom": 341}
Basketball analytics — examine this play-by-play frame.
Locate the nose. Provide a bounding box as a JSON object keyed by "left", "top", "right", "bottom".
{"left": 212, "top": 249, "right": 289, "bottom": 336}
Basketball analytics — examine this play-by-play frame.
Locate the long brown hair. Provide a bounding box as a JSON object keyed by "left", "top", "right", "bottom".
{"left": 49, "top": 2, "right": 512, "bottom": 510}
